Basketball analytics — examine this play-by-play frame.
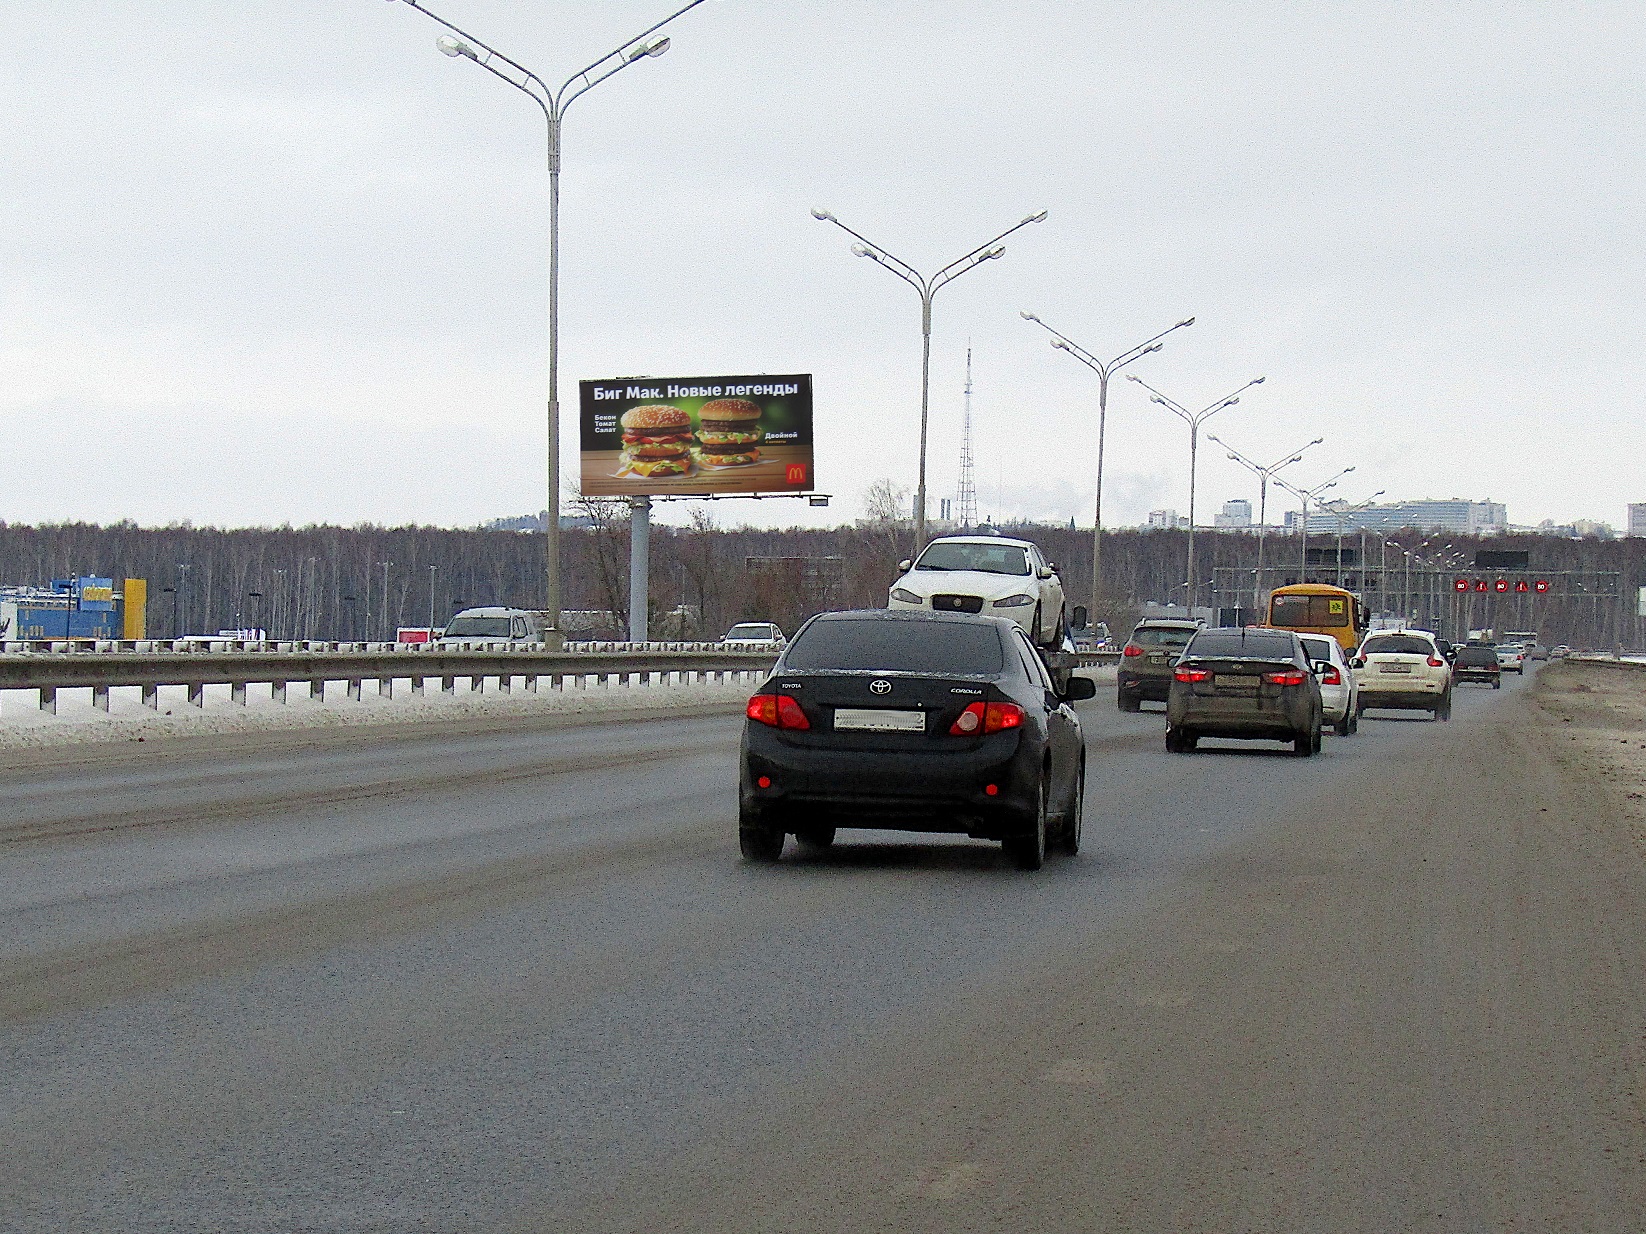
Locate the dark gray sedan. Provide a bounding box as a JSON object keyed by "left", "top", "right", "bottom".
{"left": 1165, "top": 627, "right": 1325, "bottom": 757}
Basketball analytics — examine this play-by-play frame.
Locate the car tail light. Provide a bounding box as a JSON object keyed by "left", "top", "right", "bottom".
{"left": 746, "top": 693, "right": 810, "bottom": 730}
{"left": 1318, "top": 665, "right": 1342, "bottom": 685}
{"left": 1174, "top": 667, "right": 1211, "bottom": 683}
{"left": 1263, "top": 670, "right": 1308, "bottom": 686}
{"left": 1427, "top": 656, "right": 1445, "bottom": 668}
{"left": 1122, "top": 643, "right": 1144, "bottom": 657}
{"left": 949, "top": 700, "right": 1025, "bottom": 735}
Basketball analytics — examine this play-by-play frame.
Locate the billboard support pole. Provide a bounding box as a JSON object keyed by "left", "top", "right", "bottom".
{"left": 629, "top": 496, "right": 651, "bottom": 644}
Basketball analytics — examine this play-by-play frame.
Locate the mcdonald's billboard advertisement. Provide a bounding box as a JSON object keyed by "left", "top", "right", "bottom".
{"left": 578, "top": 374, "right": 815, "bottom": 497}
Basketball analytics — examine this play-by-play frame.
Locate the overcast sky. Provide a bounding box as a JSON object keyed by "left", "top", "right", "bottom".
{"left": 4, "top": 1, "right": 1643, "bottom": 533}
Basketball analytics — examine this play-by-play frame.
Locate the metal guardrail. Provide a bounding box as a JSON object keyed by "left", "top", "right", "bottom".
{"left": 0, "top": 645, "right": 1120, "bottom": 716}
{"left": 0, "top": 649, "right": 780, "bottom": 715}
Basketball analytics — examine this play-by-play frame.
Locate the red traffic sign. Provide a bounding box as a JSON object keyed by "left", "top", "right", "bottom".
{"left": 1474, "top": 579, "right": 1489, "bottom": 592}
{"left": 1533, "top": 579, "right": 1550, "bottom": 593}
{"left": 1454, "top": 578, "right": 1470, "bottom": 592}
{"left": 1495, "top": 579, "right": 1510, "bottom": 592}
{"left": 1515, "top": 580, "right": 1530, "bottom": 593}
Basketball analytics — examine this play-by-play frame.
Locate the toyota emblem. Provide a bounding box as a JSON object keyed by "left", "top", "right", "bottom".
{"left": 869, "top": 679, "right": 892, "bottom": 695}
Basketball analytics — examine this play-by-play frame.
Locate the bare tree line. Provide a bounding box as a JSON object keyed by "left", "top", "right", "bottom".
{"left": 0, "top": 511, "right": 1639, "bottom": 647}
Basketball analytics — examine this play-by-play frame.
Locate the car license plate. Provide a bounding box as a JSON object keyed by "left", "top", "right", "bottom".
{"left": 834, "top": 708, "right": 926, "bottom": 732}
{"left": 1149, "top": 654, "right": 1169, "bottom": 663}
{"left": 1382, "top": 664, "right": 1412, "bottom": 673}
{"left": 1215, "top": 675, "right": 1259, "bottom": 696}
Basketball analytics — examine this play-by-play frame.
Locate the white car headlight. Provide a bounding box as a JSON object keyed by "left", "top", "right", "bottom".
{"left": 890, "top": 588, "right": 923, "bottom": 604}
{"left": 992, "top": 594, "right": 1035, "bottom": 608}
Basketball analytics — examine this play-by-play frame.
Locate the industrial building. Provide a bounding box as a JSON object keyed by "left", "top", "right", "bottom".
{"left": 1296, "top": 499, "right": 1508, "bottom": 535}
{"left": 0, "top": 577, "right": 146, "bottom": 641}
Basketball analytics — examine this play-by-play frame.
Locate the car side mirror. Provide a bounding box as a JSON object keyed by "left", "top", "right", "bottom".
{"left": 1312, "top": 660, "right": 1331, "bottom": 675}
{"left": 1049, "top": 562, "right": 1061, "bottom": 574}
{"left": 898, "top": 559, "right": 912, "bottom": 572}
{"left": 1061, "top": 676, "right": 1098, "bottom": 702}
{"left": 1351, "top": 656, "right": 1366, "bottom": 668}
{"left": 1036, "top": 566, "right": 1054, "bottom": 580}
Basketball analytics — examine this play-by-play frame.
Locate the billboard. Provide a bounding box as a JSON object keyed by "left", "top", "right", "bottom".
{"left": 578, "top": 374, "right": 814, "bottom": 497}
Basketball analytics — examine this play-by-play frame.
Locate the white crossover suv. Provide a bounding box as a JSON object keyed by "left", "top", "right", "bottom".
{"left": 887, "top": 535, "right": 1067, "bottom": 648}
{"left": 1353, "top": 628, "right": 1453, "bottom": 721}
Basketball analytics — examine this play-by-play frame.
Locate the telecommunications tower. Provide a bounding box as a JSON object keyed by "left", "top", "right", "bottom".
{"left": 956, "top": 345, "right": 978, "bottom": 529}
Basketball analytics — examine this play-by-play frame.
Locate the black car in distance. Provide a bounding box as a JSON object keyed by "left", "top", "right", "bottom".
{"left": 740, "top": 609, "right": 1093, "bottom": 870}
{"left": 1452, "top": 644, "right": 1503, "bottom": 688}
{"left": 1165, "top": 627, "right": 1325, "bottom": 756}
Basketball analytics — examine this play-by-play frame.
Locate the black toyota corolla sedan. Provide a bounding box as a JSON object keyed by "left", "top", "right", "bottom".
{"left": 738, "top": 609, "right": 1094, "bottom": 870}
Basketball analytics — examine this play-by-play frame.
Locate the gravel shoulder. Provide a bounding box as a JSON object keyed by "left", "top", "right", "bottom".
{"left": 562, "top": 670, "right": 1646, "bottom": 1233}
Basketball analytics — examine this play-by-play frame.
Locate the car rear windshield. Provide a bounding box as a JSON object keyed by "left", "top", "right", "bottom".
{"left": 1456, "top": 648, "right": 1499, "bottom": 666}
{"left": 1132, "top": 627, "right": 1195, "bottom": 648}
{"left": 1298, "top": 637, "right": 1338, "bottom": 662}
{"left": 1362, "top": 634, "right": 1434, "bottom": 656}
{"left": 784, "top": 619, "right": 1005, "bottom": 674}
{"left": 725, "top": 624, "right": 776, "bottom": 639}
{"left": 1269, "top": 593, "right": 1351, "bottom": 628}
{"left": 1185, "top": 631, "right": 1297, "bottom": 660}
{"left": 442, "top": 617, "right": 512, "bottom": 637}
{"left": 914, "top": 543, "right": 1030, "bottom": 576}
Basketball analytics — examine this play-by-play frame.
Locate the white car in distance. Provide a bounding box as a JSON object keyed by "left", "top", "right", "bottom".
{"left": 887, "top": 535, "right": 1067, "bottom": 647}
{"left": 1298, "top": 632, "right": 1360, "bottom": 736}
{"left": 722, "top": 622, "right": 785, "bottom": 647}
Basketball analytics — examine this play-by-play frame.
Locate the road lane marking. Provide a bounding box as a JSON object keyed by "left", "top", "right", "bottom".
{"left": 1040, "top": 1058, "right": 1108, "bottom": 1085}
{"left": 903, "top": 1162, "right": 992, "bottom": 1200}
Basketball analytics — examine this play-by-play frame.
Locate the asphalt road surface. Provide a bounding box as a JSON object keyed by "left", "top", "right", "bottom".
{"left": 3, "top": 670, "right": 1643, "bottom": 1232}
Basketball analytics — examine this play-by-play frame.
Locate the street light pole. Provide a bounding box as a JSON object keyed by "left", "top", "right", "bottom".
{"left": 1274, "top": 466, "right": 1355, "bottom": 582}
{"left": 1209, "top": 434, "right": 1323, "bottom": 610}
{"left": 1324, "top": 490, "right": 1384, "bottom": 586}
{"left": 1019, "top": 312, "right": 1194, "bottom": 618}
{"left": 388, "top": 0, "right": 708, "bottom": 643}
{"left": 1126, "top": 374, "right": 1266, "bottom": 612}
{"left": 812, "top": 209, "right": 1049, "bottom": 551}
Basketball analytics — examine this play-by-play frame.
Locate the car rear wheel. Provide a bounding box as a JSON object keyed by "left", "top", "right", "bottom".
{"left": 1055, "top": 758, "right": 1085, "bottom": 856}
{"left": 1334, "top": 713, "right": 1352, "bottom": 737}
{"left": 794, "top": 824, "right": 836, "bottom": 850}
{"left": 1435, "top": 692, "right": 1452, "bottom": 721}
{"left": 1118, "top": 691, "right": 1141, "bottom": 713}
{"left": 1293, "top": 728, "right": 1315, "bottom": 757}
{"left": 1004, "top": 780, "right": 1047, "bottom": 871}
{"left": 1165, "top": 724, "right": 1193, "bottom": 754}
{"left": 1492, "top": 679, "right": 1501, "bottom": 689}
{"left": 738, "top": 807, "right": 785, "bottom": 863}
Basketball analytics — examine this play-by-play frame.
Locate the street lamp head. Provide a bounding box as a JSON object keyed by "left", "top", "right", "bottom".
{"left": 1143, "top": 342, "right": 1162, "bottom": 355}
{"left": 981, "top": 246, "right": 1005, "bottom": 260}
{"left": 850, "top": 243, "right": 879, "bottom": 261}
{"left": 1024, "top": 210, "right": 1049, "bottom": 223}
{"left": 627, "top": 36, "right": 671, "bottom": 61}
{"left": 1052, "top": 339, "right": 1070, "bottom": 351}
{"left": 810, "top": 208, "right": 835, "bottom": 222}
{"left": 1125, "top": 373, "right": 1143, "bottom": 383}
{"left": 1178, "top": 317, "right": 1196, "bottom": 328}
{"left": 1019, "top": 311, "right": 1039, "bottom": 321}
{"left": 435, "top": 34, "right": 477, "bottom": 59}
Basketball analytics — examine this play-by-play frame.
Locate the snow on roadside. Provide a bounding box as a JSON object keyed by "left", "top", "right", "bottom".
{"left": 0, "top": 672, "right": 763, "bottom": 751}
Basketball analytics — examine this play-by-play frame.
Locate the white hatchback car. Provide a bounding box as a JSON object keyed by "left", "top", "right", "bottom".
{"left": 1495, "top": 644, "right": 1527, "bottom": 674}
{"left": 1298, "top": 632, "right": 1360, "bottom": 736}
{"left": 887, "top": 535, "right": 1067, "bottom": 647}
{"left": 1353, "top": 628, "right": 1453, "bottom": 721}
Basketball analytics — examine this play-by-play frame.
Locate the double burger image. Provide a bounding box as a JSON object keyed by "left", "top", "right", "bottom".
{"left": 617, "top": 405, "right": 695, "bottom": 478}
{"left": 695, "top": 397, "right": 763, "bottom": 468}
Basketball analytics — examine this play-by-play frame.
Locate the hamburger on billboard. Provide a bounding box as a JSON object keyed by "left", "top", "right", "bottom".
{"left": 579, "top": 374, "right": 814, "bottom": 497}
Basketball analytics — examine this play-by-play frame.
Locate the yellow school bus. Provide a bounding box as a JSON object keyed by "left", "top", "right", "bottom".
{"left": 1263, "top": 583, "right": 1365, "bottom": 653}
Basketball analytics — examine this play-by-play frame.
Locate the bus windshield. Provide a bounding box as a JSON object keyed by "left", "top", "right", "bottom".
{"left": 1269, "top": 593, "right": 1351, "bottom": 629}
